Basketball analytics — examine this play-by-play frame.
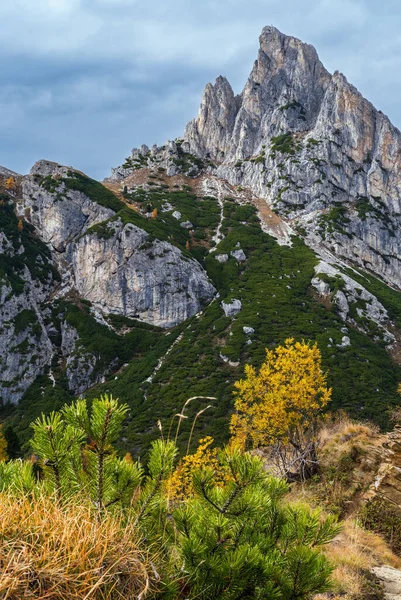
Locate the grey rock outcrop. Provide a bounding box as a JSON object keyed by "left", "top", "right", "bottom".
{"left": 311, "top": 260, "right": 394, "bottom": 343}
{"left": 19, "top": 161, "right": 114, "bottom": 253}
{"left": 243, "top": 326, "right": 255, "bottom": 335}
{"left": 60, "top": 321, "right": 107, "bottom": 395}
{"left": 0, "top": 204, "right": 55, "bottom": 404}
{"left": 16, "top": 161, "right": 215, "bottom": 328}
{"left": 230, "top": 249, "right": 246, "bottom": 262}
{"left": 221, "top": 298, "right": 242, "bottom": 317}
{"left": 0, "top": 275, "right": 53, "bottom": 404}
{"left": 215, "top": 254, "right": 229, "bottom": 263}
{"left": 0, "top": 166, "right": 20, "bottom": 178}
{"left": 371, "top": 566, "right": 401, "bottom": 600}
{"left": 182, "top": 26, "right": 401, "bottom": 290}
{"left": 110, "top": 139, "right": 209, "bottom": 181}
{"left": 72, "top": 219, "right": 215, "bottom": 328}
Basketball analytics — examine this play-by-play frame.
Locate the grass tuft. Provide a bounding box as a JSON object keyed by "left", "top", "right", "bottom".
{"left": 0, "top": 491, "right": 154, "bottom": 599}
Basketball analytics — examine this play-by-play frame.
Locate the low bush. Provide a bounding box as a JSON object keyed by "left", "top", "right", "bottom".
{"left": 0, "top": 396, "right": 340, "bottom": 600}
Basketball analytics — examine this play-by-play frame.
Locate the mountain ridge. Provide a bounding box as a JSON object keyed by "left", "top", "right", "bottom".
{"left": 2, "top": 26, "right": 401, "bottom": 455}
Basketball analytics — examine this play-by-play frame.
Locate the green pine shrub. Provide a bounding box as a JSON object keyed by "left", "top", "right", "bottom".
{"left": 0, "top": 395, "right": 340, "bottom": 599}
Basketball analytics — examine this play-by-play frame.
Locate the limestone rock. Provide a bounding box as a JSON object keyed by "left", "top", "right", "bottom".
{"left": 19, "top": 161, "right": 114, "bottom": 252}
{"left": 72, "top": 219, "right": 215, "bottom": 328}
{"left": 0, "top": 216, "right": 55, "bottom": 404}
{"left": 243, "top": 326, "right": 255, "bottom": 335}
{"left": 311, "top": 261, "right": 394, "bottom": 343}
{"left": 17, "top": 161, "right": 216, "bottom": 328}
{"left": 338, "top": 335, "right": 351, "bottom": 348}
{"left": 230, "top": 249, "right": 246, "bottom": 262}
{"left": 221, "top": 298, "right": 242, "bottom": 317}
{"left": 60, "top": 321, "right": 108, "bottom": 394}
{"left": 180, "top": 220, "right": 193, "bottom": 229}
{"left": 371, "top": 427, "right": 401, "bottom": 506}
{"left": 182, "top": 26, "right": 401, "bottom": 291}
{"left": 0, "top": 165, "right": 20, "bottom": 178}
{"left": 372, "top": 566, "right": 401, "bottom": 600}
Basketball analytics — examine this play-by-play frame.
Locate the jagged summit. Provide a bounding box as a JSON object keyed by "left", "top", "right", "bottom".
{"left": 181, "top": 26, "right": 401, "bottom": 291}
{"left": 185, "top": 25, "right": 331, "bottom": 161}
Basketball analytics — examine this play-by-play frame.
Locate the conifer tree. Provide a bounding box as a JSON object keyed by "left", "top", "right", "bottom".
{"left": 1, "top": 396, "right": 339, "bottom": 598}
{"left": 164, "top": 446, "right": 339, "bottom": 599}
{"left": 31, "top": 396, "right": 143, "bottom": 509}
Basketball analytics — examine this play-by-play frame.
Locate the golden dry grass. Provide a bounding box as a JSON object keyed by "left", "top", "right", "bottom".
{"left": 294, "top": 414, "right": 401, "bottom": 600}
{"left": 287, "top": 414, "right": 383, "bottom": 516}
{"left": 314, "top": 517, "right": 401, "bottom": 599}
{"left": 0, "top": 492, "right": 155, "bottom": 599}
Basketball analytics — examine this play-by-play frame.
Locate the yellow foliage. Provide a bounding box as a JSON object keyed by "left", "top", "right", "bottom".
{"left": 151, "top": 207, "right": 158, "bottom": 219}
{"left": 17, "top": 218, "right": 23, "bottom": 232}
{"left": 166, "top": 436, "right": 231, "bottom": 501}
{"left": 0, "top": 426, "right": 7, "bottom": 462}
{"left": 230, "top": 338, "right": 331, "bottom": 449}
{"left": 5, "top": 176, "right": 15, "bottom": 190}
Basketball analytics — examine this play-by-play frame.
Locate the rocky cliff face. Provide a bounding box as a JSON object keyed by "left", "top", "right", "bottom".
{"left": 181, "top": 26, "right": 401, "bottom": 290}
{"left": 72, "top": 218, "right": 215, "bottom": 327}
{"left": 19, "top": 161, "right": 115, "bottom": 253}
{"left": 0, "top": 159, "right": 215, "bottom": 404}
{"left": 18, "top": 160, "right": 215, "bottom": 328}
{"left": 0, "top": 200, "right": 55, "bottom": 404}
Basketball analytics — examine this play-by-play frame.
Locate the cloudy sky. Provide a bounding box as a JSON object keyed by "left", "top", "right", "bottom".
{"left": 1, "top": 0, "right": 401, "bottom": 179}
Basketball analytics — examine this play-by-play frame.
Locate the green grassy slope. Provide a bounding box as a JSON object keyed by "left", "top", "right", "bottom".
{"left": 2, "top": 180, "right": 401, "bottom": 459}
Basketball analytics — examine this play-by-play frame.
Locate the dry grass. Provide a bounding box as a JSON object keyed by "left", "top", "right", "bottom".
{"left": 314, "top": 517, "right": 401, "bottom": 599}
{"left": 290, "top": 414, "right": 401, "bottom": 600}
{"left": 287, "top": 413, "right": 384, "bottom": 517}
{"left": 0, "top": 492, "right": 155, "bottom": 599}
{"left": 318, "top": 413, "right": 382, "bottom": 460}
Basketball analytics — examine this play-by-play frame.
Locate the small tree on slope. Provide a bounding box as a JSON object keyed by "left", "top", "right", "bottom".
{"left": 230, "top": 338, "right": 331, "bottom": 480}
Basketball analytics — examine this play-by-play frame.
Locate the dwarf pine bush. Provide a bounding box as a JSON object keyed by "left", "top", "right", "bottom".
{"left": 0, "top": 394, "right": 340, "bottom": 599}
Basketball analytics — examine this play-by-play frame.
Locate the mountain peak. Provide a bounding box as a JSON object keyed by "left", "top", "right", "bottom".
{"left": 181, "top": 25, "right": 401, "bottom": 292}
{"left": 185, "top": 25, "right": 331, "bottom": 161}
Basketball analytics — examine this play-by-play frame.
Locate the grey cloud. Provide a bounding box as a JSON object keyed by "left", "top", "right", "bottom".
{"left": 1, "top": 0, "right": 401, "bottom": 179}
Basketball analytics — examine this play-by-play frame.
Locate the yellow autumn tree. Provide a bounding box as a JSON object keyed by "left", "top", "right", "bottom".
{"left": 151, "top": 208, "right": 158, "bottom": 219}
{"left": 230, "top": 338, "right": 331, "bottom": 480}
{"left": 17, "top": 218, "right": 24, "bottom": 232}
{"left": 5, "top": 176, "right": 15, "bottom": 191}
{"left": 0, "top": 426, "right": 8, "bottom": 462}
